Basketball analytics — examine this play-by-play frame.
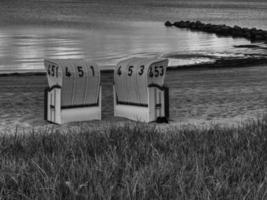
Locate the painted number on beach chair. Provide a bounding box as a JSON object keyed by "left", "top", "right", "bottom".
{"left": 128, "top": 66, "right": 134, "bottom": 76}
{"left": 90, "top": 66, "right": 95, "bottom": 76}
{"left": 64, "top": 66, "right": 95, "bottom": 77}
{"left": 149, "top": 66, "right": 164, "bottom": 77}
{"left": 77, "top": 66, "right": 84, "bottom": 77}
{"left": 117, "top": 66, "right": 122, "bottom": 76}
{"left": 159, "top": 66, "right": 164, "bottom": 76}
{"left": 65, "top": 67, "right": 71, "bottom": 77}
{"left": 47, "top": 64, "right": 59, "bottom": 77}
{"left": 138, "top": 65, "right": 145, "bottom": 76}
{"left": 149, "top": 67, "right": 153, "bottom": 77}
{"left": 154, "top": 66, "right": 159, "bottom": 77}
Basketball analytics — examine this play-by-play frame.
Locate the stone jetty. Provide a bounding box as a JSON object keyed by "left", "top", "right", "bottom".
{"left": 165, "top": 20, "right": 267, "bottom": 42}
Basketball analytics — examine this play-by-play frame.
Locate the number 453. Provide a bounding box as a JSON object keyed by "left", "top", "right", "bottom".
{"left": 149, "top": 66, "right": 164, "bottom": 77}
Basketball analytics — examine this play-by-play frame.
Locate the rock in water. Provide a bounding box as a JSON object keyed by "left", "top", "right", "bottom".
{"left": 164, "top": 21, "right": 173, "bottom": 27}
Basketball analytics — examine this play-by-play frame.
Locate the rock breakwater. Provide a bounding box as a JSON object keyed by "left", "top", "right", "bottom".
{"left": 165, "top": 20, "right": 267, "bottom": 42}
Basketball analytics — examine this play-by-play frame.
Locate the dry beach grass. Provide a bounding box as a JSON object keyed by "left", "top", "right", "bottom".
{"left": 1, "top": 118, "right": 267, "bottom": 199}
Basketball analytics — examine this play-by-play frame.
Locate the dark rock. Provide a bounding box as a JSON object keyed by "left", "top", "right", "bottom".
{"left": 195, "top": 21, "right": 202, "bottom": 25}
{"left": 253, "top": 33, "right": 265, "bottom": 41}
{"left": 189, "top": 22, "right": 197, "bottom": 29}
{"left": 243, "top": 31, "right": 251, "bottom": 39}
{"left": 249, "top": 28, "right": 264, "bottom": 41}
{"left": 179, "top": 21, "right": 187, "bottom": 28}
{"left": 232, "top": 30, "right": 243, "bottom": 37}
{"left": 250, "top": 28, "right": 258, "bottom": 35}
{"left": 212, "top": 25, "right": 227, "bottom": 35}
{"left": 184, "top": 21, "right": 191, "bottom": 28}
{"left": 232, "top": 25, "right": 243, "bottom": 37}
{"left": 164, "top": 21, "right": 173, "bottom": 27}
{"left": 242, "top": 28, "right": 250, "bottom": 32}
{"left": 220, "top": 26, "right": 232, "bottom": 36}
{"left": 233, "top": 25, "right": 242, "bottom": 30}
{"left": 241, "top": 28, "right": 251, "bottom": 38}
{"left": 195, "top": 21, "right": 205, "bottom": 29}
{"left": 173, "top": 21, "right": 183, "bottom": 28}
{"left": 204, "top": 24, "right": 213, "bottom": 32}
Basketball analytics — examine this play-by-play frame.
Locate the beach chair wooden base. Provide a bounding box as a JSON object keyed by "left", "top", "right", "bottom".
{"left": 45, "top": 86, "right": 102, "bottom": 124}
{"left": 114, "top": 86, "right": 167, "bottom": 122}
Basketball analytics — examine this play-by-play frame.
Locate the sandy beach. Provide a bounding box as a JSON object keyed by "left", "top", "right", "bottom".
{"left": 1, "top": 59, "right": 267, "bottom": 133}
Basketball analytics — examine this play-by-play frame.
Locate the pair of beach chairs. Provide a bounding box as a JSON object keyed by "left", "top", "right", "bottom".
{"left": 44, "top": 57, "right": 169, "bottom": 124}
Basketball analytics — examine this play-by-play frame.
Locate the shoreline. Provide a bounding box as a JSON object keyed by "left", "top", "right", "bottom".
{"left": 1, "top": 57, "right": 267, "bottom": 77}
{"left": 167, "top": 56, "right": 267, "bottom": 71}
{"left": 0, "top": 69, "right": 114, "bottom": 77}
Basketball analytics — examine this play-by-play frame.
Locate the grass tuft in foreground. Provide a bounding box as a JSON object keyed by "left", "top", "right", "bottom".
{"left": 1, "top": 118, "right": 267, "bottom": 199}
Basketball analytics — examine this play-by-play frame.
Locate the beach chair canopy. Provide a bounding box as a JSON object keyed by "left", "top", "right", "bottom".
{"left": 114, "top": 57, "right": 168, "bottom": 105}
{"left": 44, "top": 59, "right": 100, "bottom": 107}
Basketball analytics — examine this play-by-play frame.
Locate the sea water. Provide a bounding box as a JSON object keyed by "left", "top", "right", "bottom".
{"left": 0, "top": 0, "right": 266, "bottom": 72}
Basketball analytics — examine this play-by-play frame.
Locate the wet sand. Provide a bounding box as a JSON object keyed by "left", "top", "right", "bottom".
{"left": 1, "top": 61, "right": 267, "bottom": 133}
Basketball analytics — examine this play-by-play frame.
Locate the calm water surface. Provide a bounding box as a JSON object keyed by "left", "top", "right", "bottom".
{"left": 0, "top": 0, "right": 266, "bottom": 72}
{"left": 0, "top": 23, "right": 264, "bottom": 73}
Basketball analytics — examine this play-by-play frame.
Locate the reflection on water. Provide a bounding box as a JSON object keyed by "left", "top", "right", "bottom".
{"left": 0, "top": 22, "right": 265, "bottom": 73}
